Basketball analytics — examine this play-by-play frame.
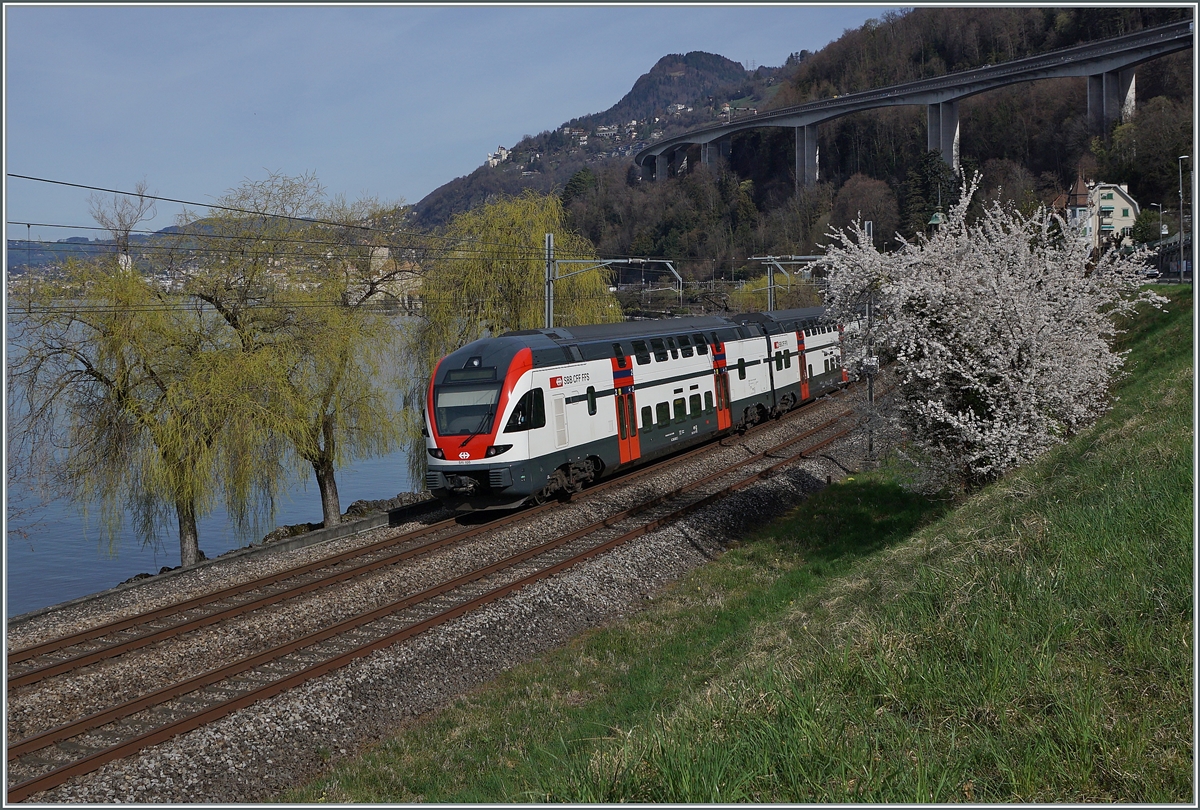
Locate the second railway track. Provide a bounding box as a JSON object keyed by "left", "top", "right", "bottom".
{"left": 7, "top": 389, "right": 864, "bottom": 803}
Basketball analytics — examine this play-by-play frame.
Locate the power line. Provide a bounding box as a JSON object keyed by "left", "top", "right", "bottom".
{"left": 7, "top": 173, "right": 380, "bottom": 232}
{"left": 7, "top": 174, "right": 577, "bottom": 255}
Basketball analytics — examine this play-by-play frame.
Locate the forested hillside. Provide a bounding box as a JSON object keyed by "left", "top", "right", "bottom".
{"left": 407, "top": 52, "right": 775, "bottom": 229}
{"left": 410, "top": 6, "right": 1192, "bottom": 282}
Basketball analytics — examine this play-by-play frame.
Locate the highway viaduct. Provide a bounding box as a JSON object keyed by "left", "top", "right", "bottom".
{"left": 633, "top": 19, "right": 1193, "bottom": 191}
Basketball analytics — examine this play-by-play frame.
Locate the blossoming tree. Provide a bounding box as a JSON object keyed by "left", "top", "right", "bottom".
{"left": 823, "top": 175, "right": 1166, "bottom": 490}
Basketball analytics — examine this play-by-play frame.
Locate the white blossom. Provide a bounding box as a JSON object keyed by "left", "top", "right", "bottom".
{"left": 823, "top": 174, "right": 1166, "bottom": 490}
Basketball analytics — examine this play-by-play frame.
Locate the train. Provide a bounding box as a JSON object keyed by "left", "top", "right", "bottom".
{"left": 423, "top": 306, "right": 848, "bottom": 510}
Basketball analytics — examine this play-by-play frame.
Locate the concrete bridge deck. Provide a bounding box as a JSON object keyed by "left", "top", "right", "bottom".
{"left": 635, "top": 19, "right": 1193, "bottom": 189}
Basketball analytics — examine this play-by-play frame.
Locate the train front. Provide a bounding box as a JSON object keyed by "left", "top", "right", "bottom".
{"left": 423, "top": 336, "right": 537, "bottom": 510}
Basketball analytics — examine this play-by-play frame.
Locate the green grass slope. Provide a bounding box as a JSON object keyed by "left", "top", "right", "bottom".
{"left": 284, "top": 287, "right": 1192, "bottom": 804}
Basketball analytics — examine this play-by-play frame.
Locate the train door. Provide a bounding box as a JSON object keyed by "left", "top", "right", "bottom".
{"left": 710, "top": 333, "right": 733, "bottom": 430}
{"left": 796, "top": 329, "right": 810, "bottom": 401}
{"left": 839, "top": 324, "right": 850, "bottom": 383}
{"left": 611, "top": 349, "right": 641, "bottom": 464}
{"left": 614, "top": 389, "right": 641, "bottom": 463}
{"left": 713, "top": 369, "right": 732, "bottom": 430}
{"left": 764, "top": 334, "right": 777, "bottom": 412}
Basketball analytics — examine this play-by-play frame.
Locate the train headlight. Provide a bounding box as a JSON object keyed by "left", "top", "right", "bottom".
{"left": 428, "top": 448, "right": 445, "bottom": 459}
{"left": 485, "top": 444, "right": 512, "bottom": 457}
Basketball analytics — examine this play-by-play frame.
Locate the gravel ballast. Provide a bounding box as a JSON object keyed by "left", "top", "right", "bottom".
{"left": 9, "top": 397, "right": 867, "bottom": 803}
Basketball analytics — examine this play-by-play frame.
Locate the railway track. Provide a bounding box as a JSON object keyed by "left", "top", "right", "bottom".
{"left": 7, "top": 394, "right": 855, "bottom": 802}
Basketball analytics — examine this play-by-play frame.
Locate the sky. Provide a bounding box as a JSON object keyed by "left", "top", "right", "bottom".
{"left": 4, "top": 3, "right": 900, "bottom": 244}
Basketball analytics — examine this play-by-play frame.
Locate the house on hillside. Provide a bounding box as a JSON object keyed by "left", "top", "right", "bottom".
{"left": 1090, "top": 183, "right": 1139, "bottom": 248}
{"left": 1054, "top": 176, "right": 1140, "bottom": 250}
{"left": 486, "top": 145, "right": 510, "bottom": 168}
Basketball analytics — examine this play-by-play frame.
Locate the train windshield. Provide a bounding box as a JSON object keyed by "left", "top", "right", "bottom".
{"left": 433, "top": 384, "right": 502, "bottom": 436}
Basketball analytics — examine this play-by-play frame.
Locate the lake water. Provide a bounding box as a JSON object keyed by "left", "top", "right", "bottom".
{"left": 5, "top": 447, "right": 415, "bottom": 618}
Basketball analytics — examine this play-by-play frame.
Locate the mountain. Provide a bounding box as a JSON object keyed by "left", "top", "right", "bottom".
{"left": 406, "top": 52, "right": 775, "bottom": 230}
{"left": 583, "top": 51, "right": 754, "bottom": 127}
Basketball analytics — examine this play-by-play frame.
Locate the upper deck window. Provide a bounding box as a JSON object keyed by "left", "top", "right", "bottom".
{"left": 632, "top": 340, "right": 651, "bottom": 365}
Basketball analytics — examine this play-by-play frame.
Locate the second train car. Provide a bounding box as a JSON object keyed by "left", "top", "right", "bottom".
{"left": 423, "top": 306, "right": 847, "bottom": 510}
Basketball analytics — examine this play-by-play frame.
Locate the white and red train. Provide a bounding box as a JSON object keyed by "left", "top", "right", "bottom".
{"left": 423, "top": 306, "right": 847, "bottom": 510}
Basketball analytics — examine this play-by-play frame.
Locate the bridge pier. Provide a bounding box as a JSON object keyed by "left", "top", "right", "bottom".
{"left": 655, "top": 151, "right": 670, "bottom": 181}
{"left": 794, "top": 124, "right": 819, "bottom": 191}
{"left": 927, "top": 101, "right": 960, "bottom": 173}
{"left": 1088, "top": 69, "right": 1135, "bottom": 134}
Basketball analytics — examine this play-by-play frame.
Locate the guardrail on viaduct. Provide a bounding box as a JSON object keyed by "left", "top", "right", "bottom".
{"left": 634, "top": 19, "right": 1194, "bottom": 191}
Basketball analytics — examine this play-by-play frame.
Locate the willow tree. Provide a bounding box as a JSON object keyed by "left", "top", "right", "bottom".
{"left": 171, "top": 172, "right": 413, "bottom": 527}
{"left": 417, "top": 190, "right": 621, "bottom": 367}
{"left": 407, "top": 191, "right": 623, "bottom": 477}
{"left": 8, "top": 258, "right": 289, "bottom": 566}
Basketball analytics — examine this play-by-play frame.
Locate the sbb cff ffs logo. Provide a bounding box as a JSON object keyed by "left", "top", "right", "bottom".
{"left": 550, "top": 372, "right": 590, "bottom": 389}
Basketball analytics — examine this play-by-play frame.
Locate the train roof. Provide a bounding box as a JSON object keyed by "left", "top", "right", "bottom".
{"left": 732, "top": 306, "right": 827, "bottom": 333}
{"left": 503, "top": 315, "right": 736, "bottom": 344}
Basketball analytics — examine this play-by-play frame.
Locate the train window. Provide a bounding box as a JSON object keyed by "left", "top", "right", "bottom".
{"left": 586, "top": 386, "right": 597, "bottom": 416}
{"left": 627, "top": 396, "right": 638, "bottom": 436}
{"left": 656, "top": 402, "right": 670, "bottom": 426}
{"left": 613, "top": 343, "right": 627, "bottom": 369}
{"left": 641, "top": 405, "right": 653, "bottom": 432}
{"left": 503, "top": 387, "right": 546, "bottom": 433}
{"left": 689, "top": 394, "right": 702, "bottom": 416}
{"left": 617, "top": 396, "right": 627, "bottom": 439}
{"left": 737, "top": 357, "right": 746, "bottom": 380}
{"left": 785, "top": 351, "right": 792, "bottom": 369}
{"left": 632, "top": 340, "right": 651, "bottom": 365}
{"left": 673, "top": 398, "right": 686, "bottom": 423}
{"left": 775, "top": 352, "right": 783, "bottom": 372}
{"left": 704, "top": 391, "right": 714, "bottom": 413}
{"left": 678, "top": 335, "right": 694, "bottom": 357}
{"left": 711, "top": 332, "right": 720, "bottom": 348}
{"left": 693, "top": 334, "right": 708, "bottom": 355}
{"left": 650, "top": 338, "right": 668, "bottom": 362}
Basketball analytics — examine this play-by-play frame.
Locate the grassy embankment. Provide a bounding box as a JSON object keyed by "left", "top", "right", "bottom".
{"left": 284, "top": 288, "right": 1192, "bottom": 803}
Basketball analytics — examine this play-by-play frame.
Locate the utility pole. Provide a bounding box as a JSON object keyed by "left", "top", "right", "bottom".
{"left": 545, "top": 233, "right": 617, "bottom": 328}
{"left": 864, "top": 292, "right": 878, "bottom": 463}
{"left": 544, "top": 233, "right": 554, "bottom": 328}
{"left": 1180, "top": 156, "right": 1190, "bottom": 284}
{"left": 1151, "top": 203, "right": 1163, "bottom": 276}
